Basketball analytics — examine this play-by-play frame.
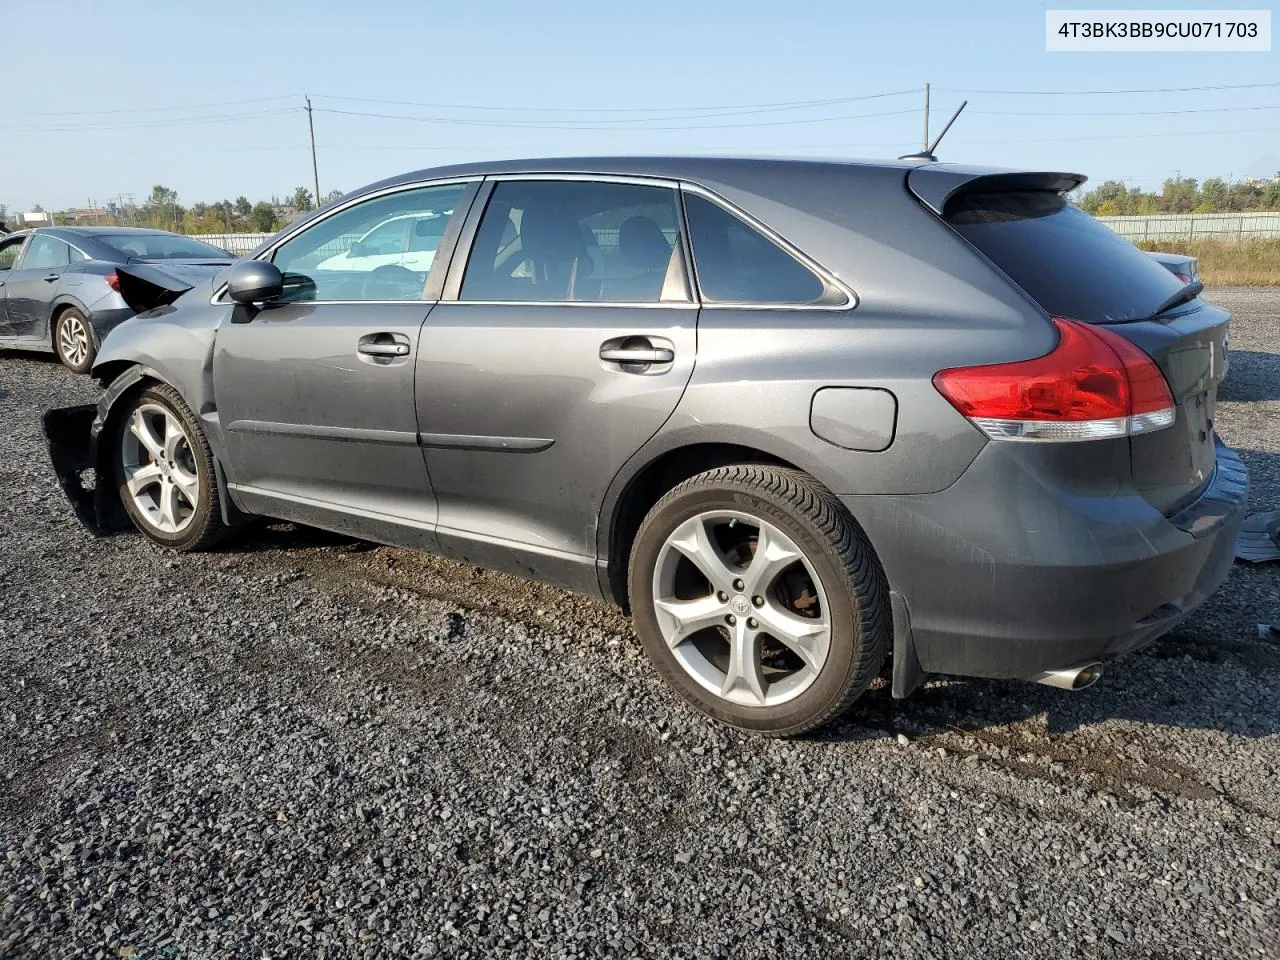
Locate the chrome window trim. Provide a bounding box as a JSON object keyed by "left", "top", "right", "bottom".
{"left": 446, "top": 300, "right": 698, "bottom": 310}
{"left": 211, "top": 176, "right": 482, "bottom": 304}
{"left": 679, "top": 183, "right": 857, "bottom": 312}
{"left": 486, "top": 172, "right": 684, "bottom": 190}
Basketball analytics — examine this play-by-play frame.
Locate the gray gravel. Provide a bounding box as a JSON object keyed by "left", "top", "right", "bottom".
{"left": 1, "top": 287, "right": 1278, "bottom": 959}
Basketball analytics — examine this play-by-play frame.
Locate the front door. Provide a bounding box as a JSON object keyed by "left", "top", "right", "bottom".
{"left": 0, "top": 234, "right": 28, "bottom": 336}
{"left": 418, "top": 177, "right": 697, "bottom": 588}
{"left": 212, "top": 180, "right": 478, "bottom": 544}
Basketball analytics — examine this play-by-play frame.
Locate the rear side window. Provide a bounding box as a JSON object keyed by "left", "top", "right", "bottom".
{"left": 23, "top": 235, "right": 70, "bottom": 269}
{"left": 683, "top": 193, "right": 826, "bottom": 305}
{"left": 460, "top": 180, "right": 688, "bottom": 304}
{"left": 944, "top": 191, "right": 1185, "bottom": 323}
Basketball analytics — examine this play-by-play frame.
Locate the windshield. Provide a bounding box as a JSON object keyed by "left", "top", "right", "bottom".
{"left": 91, "top": 233, "right": 233, "bottom": 261}
{"left": 944, "top": 190, "right": 1186, "bottom": 323}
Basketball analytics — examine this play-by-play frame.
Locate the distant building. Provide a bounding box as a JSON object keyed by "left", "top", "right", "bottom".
{"left": 22, "top": 210, "right": 51, "bottom": 225}
{"left": 66, "top": 207, "right": 111, "bottom": 224}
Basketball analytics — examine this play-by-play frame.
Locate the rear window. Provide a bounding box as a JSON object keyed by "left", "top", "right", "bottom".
{"left": 944, "top": 190, "right": 1185, "bottom": 323}
{"left": 92, "top": 233, "right": 232, "bottom": 261}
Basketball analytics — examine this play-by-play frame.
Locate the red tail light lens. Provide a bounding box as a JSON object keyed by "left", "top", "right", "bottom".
{"left": 1173, "top": 271, "right": 1192, "bottom": 283}
{"left": 933, "top": 317, "right": 1175, "bottom": 442}
{"left": 105, "top": 272, "right": 120, "bottom": 292}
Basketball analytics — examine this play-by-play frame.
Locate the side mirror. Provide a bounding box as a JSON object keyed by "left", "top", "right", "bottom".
{"left": 225, "top": 260, "right": 284, "bottom": 304}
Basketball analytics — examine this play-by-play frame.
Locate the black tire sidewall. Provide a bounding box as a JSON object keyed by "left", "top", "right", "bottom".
{"left": 55, "top": 309, "right": 96, "bottom": 374}
{"left": 630, "top": 478, "right": 866, "bottom": 735}
{"left": 114, "top": 385, "right": 218, "bottom": 550}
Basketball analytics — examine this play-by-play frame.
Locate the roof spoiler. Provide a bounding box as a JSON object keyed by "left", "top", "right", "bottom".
{"left": 115, "top": 263, "right": 194, "bottom": 314}
{"left": 907, "top": 168, "right": 1087, "bottom": 216}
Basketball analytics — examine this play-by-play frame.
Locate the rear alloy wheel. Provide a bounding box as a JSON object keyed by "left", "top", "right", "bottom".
{"left": 115, "top": 384, "right": 226, "bottom": 551}
{"left": 629, "top": 465, "right": 888, "bottom": 736}
{"left": 54, "top": 308, "right": 96, "bottom": 374}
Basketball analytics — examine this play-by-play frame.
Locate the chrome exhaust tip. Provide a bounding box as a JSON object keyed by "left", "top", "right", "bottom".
{"left": 1034, "top": 662, "right": 1104, "bottom": 691}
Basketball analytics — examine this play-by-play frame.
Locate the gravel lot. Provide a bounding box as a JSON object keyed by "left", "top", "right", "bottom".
{"left": 1, "top": 288, "right": 1277, "bottom": 959}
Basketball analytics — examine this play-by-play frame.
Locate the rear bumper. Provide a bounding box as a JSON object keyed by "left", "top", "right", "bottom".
{"left": 845, "top": 438, "right": 1248, "bottom": 683}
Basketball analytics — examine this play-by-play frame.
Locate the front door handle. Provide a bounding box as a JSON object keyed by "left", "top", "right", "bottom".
{"left": 359, "top": 341, "right": 410, "bottom": 357}
{"left": 42, "top": 274, "right": 59, "bottom": 283}
{"left": 358, "top": 332, "right": 411, "bottom": 359}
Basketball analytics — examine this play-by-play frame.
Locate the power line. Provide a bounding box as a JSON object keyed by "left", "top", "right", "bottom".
{"left": 312, "top": 106, "right": 919, "bottom": 131}
{"left": 973, "top": 103, "right": 1280, "bottom": 117}
{"left": 0, "top": 95, "right": 300, "bottom": 118}
{"left": 312, "top": 89, "right": 919, "bottom": 115}
{"left": 939, "top": 80, "right": 1280, "bottom": 96}
{"left": 1, "top": 108, "right": 298, "bottom": 133}
{"left": 958, "top": 125, "right": 1280, "bottom": 145}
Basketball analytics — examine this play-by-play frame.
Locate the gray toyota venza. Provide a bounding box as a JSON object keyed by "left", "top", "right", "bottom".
{"left": 44, "top": 157, "right": 1246, "bottom": 736}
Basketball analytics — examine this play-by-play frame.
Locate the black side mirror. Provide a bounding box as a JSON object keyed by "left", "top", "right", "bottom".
{"left": 225, "top": 260, "right": 284, "bottom": 304}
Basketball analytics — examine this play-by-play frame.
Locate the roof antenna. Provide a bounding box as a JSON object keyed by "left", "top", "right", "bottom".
{"left": 899, "top": 100, "right": 967, "bottom": 162}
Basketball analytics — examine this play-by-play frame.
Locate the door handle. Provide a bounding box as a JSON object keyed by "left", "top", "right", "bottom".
{"left": 599, "top": 344, "right": 675, "bottom": 364}
{"left": 42, "top": 274, "right": 59, "bottom": 283}
{"left": 358, "top": 341, "right": 410, "bottom": 357}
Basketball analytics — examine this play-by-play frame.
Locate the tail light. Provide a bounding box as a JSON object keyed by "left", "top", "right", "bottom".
{"left": 933, "top": 317, "right": 1175, "bottom": 442}
{"left": 105, "top": 272, "right": 120, "bottom": 292}
{"left": 1173, "top": 271, "right": 1192, "bottom": 283}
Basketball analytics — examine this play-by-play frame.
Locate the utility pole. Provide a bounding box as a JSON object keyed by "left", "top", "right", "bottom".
{"left": 306, "top": 95, "right": 320, "bottom": 208}
{"left": 922, "top": 83, "right": 931, "bottom": 152}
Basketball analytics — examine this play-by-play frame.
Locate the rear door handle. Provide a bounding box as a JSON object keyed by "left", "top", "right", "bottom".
{"left": 599, "top": 336, "right": 676, "bottom": 370}
{"left": 42, "top": 274, "right": 59, "bottom": 283}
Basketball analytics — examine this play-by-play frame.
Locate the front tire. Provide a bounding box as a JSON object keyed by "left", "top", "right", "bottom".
{"left": 54, "top": 308, "right": 96, "bottom": 374}
{"left": 628, "top": 465, "right": 889, "bottom": 736}
{"left": 114, "top": 383, "right": 226, "bottom": 551}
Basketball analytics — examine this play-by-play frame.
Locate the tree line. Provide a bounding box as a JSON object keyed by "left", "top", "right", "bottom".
{"left": 1078, "top": 176, "right": 1280, "bottom": 217}
{"left": 71, "top": 184, "right": 343, "bottom": 234}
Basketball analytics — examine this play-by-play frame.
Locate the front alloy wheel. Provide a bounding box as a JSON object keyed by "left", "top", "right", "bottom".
{"left": 121, "top": 402, "right": 201, "bottom": 534}
{"left": 115, "top": 383, "right": 226, "bottom": 551}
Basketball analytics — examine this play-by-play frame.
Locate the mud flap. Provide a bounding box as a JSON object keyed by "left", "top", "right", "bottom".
{"left": 890, "top": 590, "right": 926, "bottom": 699}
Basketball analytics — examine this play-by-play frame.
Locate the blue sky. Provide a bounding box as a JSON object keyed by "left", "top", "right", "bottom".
{"left": 2, "top": 0, "right": 1276, "bottom": 211}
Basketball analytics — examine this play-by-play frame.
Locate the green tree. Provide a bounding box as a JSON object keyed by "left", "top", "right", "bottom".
{"left": 234, "top": 196, "right": 252, "bottom": 218}
{"left": 249, "top": 201, "right": 279, "bottom": 232}
{"left": 1198, "top": 178, "right": 1228, "bottom": 212}
{"left": 1080, "top": 180, "right": 1127, "bottom": 215}
{"left": 290, "top": 186, "right": 314, "bottom": 212}
{"left": 1265, "top": 180, "right": 1280, "bottom": 210}
{"left": 1160, "top": 177, "right": 1198, "bottom": 214}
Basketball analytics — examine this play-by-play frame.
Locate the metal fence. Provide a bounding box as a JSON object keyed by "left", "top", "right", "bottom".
{"left": 193, "top": 232, "right": 273, "bottom": 256}
{"left": 1096, "top": 212, "right": 1280, "bottom": 241}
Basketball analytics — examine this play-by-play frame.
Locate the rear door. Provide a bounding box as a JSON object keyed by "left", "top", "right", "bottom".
{"left": 418, "top": 176, "right": 697, "bottom": 588}
{"left": 938, "top": 183, "right": 1227, "bottom": 513}
{"left": 5, "top": 233, "right": 69, "bottom": 338}
{"left": 213, "top": 179, "right": 478, "bottom": 543}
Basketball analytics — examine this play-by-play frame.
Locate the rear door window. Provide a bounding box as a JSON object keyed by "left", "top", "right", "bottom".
{"left": 459, "top": 180, "right": 688, "bottom": 304}
{"left": 683, "top": 193, "right": 827, "bottom": 305}
{"left": 944, "top": 190, "right": 1185, "bottom": 323}
{"left": 22, "top": 235, "right": 70, "bottom": 270}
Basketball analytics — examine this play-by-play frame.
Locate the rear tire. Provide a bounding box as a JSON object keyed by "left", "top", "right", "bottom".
{"left": 54, "top": 308, "right": 96, "bottom": 374}
{"left": 628, "top": 465, "right": 889, "bottom": 737}
{"left": 114, "top": 383, "right": 226, "bottom": 551}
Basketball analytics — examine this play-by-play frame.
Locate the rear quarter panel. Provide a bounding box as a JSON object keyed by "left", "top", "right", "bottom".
{"left": 600, "top": 164, "right": 1058, "bottom": 564}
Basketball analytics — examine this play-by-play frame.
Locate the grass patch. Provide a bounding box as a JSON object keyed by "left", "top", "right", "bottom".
{"left": 1136, "top": 238, "right": 1280, "bottom": 287}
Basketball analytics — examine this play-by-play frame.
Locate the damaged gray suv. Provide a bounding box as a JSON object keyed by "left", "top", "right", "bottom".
{"left": 44, "top": 157, "right": 1246, "bottom": 736}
